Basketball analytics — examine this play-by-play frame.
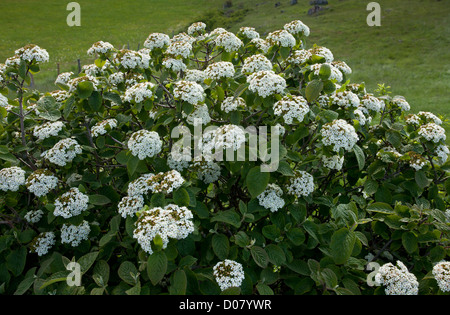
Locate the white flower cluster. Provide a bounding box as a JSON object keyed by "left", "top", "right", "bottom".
{"left": 246, "top": 70, "right": 286, "bottom": 98}
{"left": 322, "top": 155, "right": 344, "bottom": 171}
{"left": 193, "top": 160, "right": 221, "bottom": 184}
{"left": 128, "top": 130, "right": 162, "bottom": 160}
{"left": 418, "top": 111, "right": 442, "bottom": 125}
{"left": 250, "top": 38, "right": 270, "bottom": 53}
{"left": 266, "top": 30, "right": 296, "bottom": 48}
{"left": 183, "top": 104, "right": 211, "bottom": 126}
{"left": 331, "top": 61, "right": 352, "bottom": 75}
{"left": 87, "top": 41, "right": 114, "bottom": 56}
{"left": 213, "top": 260, "right": 245, "bottom": 291}
{"left": 127, "top": 173, "right": 155, "bottom": 196}
{"left": 33, "top": 121, "right": 64, "bottom": 140}
{"left": 435, "top": 144, "right": 449, "bottom": 165}
{"left": 187, "top": 22, "right": 206, "bottom": 35}
{"left": 61, "top": 220, "right": 91, "bottom": 247}
{"left": 286, "top": 170, "right": 315, "bottom": 197}
{"left": 167, "top": 151, "right": 191, "bottom": 172}
{"left": 273, "top": 95, "right": 309, "bottom": 124}
{"left": 287, "top": 49, "right": 312, "bottom": 65}
{"left": 146, "top": 170, "right": 185, "bottom": 194}
{"left": 330, "top": 91, "right": 360, "bottom": 109}
{"left": 15, "top": 44, "right": 49, "bottom": 64}
{"left": 0, "top": 63, "right": 6, "bottom": 83}
{"left": 144, "top": 33, "right": 170, "bottom": 50}
{"left": 29, "top": 232, "right": 55, "bottom": 256}
{"left": 374, "top": 261, "right": 419, "bottom": 295}
{"left": 284, "top": 20, "right": 310, "bottom": 36}
{"left": 54, "top": 71, "right": 73, "bottom": 85}
{"left": 118, "top": 195, "right": 144, "bottom": 218}
{"left": 0, "top": 93, "right": 8, "bottom": 107}
{"left": 24, "top": 209, "right": 44, "bottom": 224}
{"left": 353, "top": 109, "right": 371, "bottom": 126}
{"left": 321, "top": 119, "right": 359, "bottom": 152}
{"left": 221, "top": 96, "right": 246, "bottom": 113}
{"left": 41, "top": 138, "right": 82, "bottom": 166}
{"left": 91, "top": 119, "right": 118, "bottom": 137}
{"left": 309, "top": 46, "right": 334, "bottom": 62}
{"left": 214, "top": 31, "right": 243, "bottom": 52}
{"left": 205, "top": 61, "right": 235, "bottom": 80}
{"left": 390, "top": 96, "right": 410, "bottom": 111}
{"left": 114, "top": 49, "right": 150, "bottom": 69}
{"left": 81, "top": 64, "right": 101, "bottom": 77}
{"left": 123, "top": 81, "right": 155, "bottom": 103}
{"left": 202, "top": 125, "right": 246, "bottom": 157}
{"left": 184, "top": 69, "right": 206, "bottom": 83}
{"left": 162, "top": 57, "right": 187, "bottom": 72}
{"left": 257, "top": 183, "right": 285, "bottom": 212}
{"left": 418, "top": 123, "right": 446, "bottom": 143}
{"left": 67, "top": 75, "right": 99, "bottom": 93}
{"left": 0, "top": 166, "right": 26, "bottom": 192}
{"left": 165, "top": 40, "right": 192, "bottom": 58}
{"left": 360, "top": 94, "right": 385, "bottom": 112}
{"left": 50, "top": 90, "right": 70, "bottom": 102}
{"left": 310, "top": 63, "right": 343, "bottom": 82}
{"left": 241, "top": 54, "right": 272, "bottom": 74}
{"left": 407, "top": 151, "right": 427, "bottom": 171}
{"left": 108, "top": 72, "right": 125, "bottom": 86}
{"left": 432, "top": 261, "right": 450, "bottom": 292}
{"left": 25, "top": 169, "right": 59, "bottom": 197}
{"left": 54, "top": 187, "right": 89, "bottom": 219}
{"left": 239, "top": 27, "right": 260, "bottom": 39}
{"left": 173, "top": 80, "right": 205, "bottom": 105}
{"left": 133, "top": 204, "right": 194, "bottom": 255}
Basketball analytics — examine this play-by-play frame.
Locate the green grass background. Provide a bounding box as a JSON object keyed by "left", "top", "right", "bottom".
{"left": 0, "top": 0, "right": 449, "bottom": 119}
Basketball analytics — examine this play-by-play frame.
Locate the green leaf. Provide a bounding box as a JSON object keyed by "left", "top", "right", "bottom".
{"left": 77, "top": 80, "right": 94, "bottom": 99}
{"left": 276, "top": 160, "right": 295, "bottom": 176}
{"left": 220, "top": 286, "right": 241, "bottom": 295}
{"left": 305, "top": 79, "right": 323, "bottom": 102}
{"left": 286, "top": 227, "right": 306, "bottom": 246}
{"left": 93, "top": 260, "right": 110, "bottom": 287}
{"left": 367, "top": 202, "right": 394, "bottom": 214}
{"left": 246, "top": 166, "right": 270, "bottom": 198}
{"left": 147, "top": 251, "right": 167, "bottom": 285}
{"left": 63, "top": 95, "right": 76, "bottom": 119}
{"left": 321, "top": 268, "right": 338, "bottom": 289}
{"left": 265, "top": 244, "right": 286, "bottom": 266}
{"left": 319, "top": 64, "right": 331, "bottom": 80}
{"left": 402, "top": 232, "right": 418, "bottom": 254}
{"left": 170, "top": 270, "right": 187, "bottom": 295}
{"left": 88, "top": 194, "right": 111, "bottom": 205}
{"left": 415, "top": 170, "right": 430, "bottom": 189}
{"left": 256, "top": 283, "right": 274, "bottom": 295}
{"left": 212, "top": 233, "right": 230, "bottom": 260}
{"left": 6, "top": 247, "right": 27, "bottom": 276}
{"left": 78, "top": 251, "right": 99, "bottom": 274}
{"left": 353, "top": 144, "right": 365, "bottom": 170}
{"left": 330, "top": 228, "right": 356, "bottom": 265}
{"left": 36, "top": 96, "right": 60, "bottom": 121}
{"left": 211, "top": 210, "right": 241, "bottom": 228}
{"left": 127, "top": 155, "right": 141, "bottom": 176}
{"left": 118, "top": 261, "right": 139, "bottom": 285}
{"left": 173, "top": 188, "right": 190, "bottom": 207}
{"left": 88, "top": 91, "right": 103, "bottom": 112}
{"left": 250, "top": 246, "right": 268, "bottom": 268}
{"left": 285, "top": 126, "right": 309, "bottom": 146}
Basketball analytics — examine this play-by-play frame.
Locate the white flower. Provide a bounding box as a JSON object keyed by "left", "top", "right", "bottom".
{"left": 418, "top": 123, "right": 446, "bottom": 143}
{"left": 214, "top": 31, "right": 243, "bottom": 52}
{"left": 321, "top": 119, "right": 359, "bottom": 152}
{"left": 331, "top": 91, "right": 360, "bottom": 109}
{"left": 5, "top": 55, "right": 20, "bottom": 67}
{"left": 435, "top": 144, "right": 449, "bottom": 165}
{"left": 61, "top": 220, "right": 90, "bottom": 247}
{"left": 360, "top": 94, "right": 385, "bottom": 112}
{"left": 144, "top": 33, "right": 171, "bottom": 50}
{"left": 391, "top": 96, "right": 410, "bottom": 111}
{"left": 24, "top": 209, "right": 44, "bottom": 224}
{"left": 165, "top": 40, "right": 192, "bottom": 58}
{"left": 374, "top": 261, "right": 419, "bottom": 295}
{"left": 187, "top": 22, "right": 206, "bottom": 35}
{"left": 15, "top": 44, "right": 49, "bottom": 64}
{"left": 133, "top": 204, "right": 194, "bottom": 255}
{"left": 287, "top": 49, "right": 312, "bottom": 65}
{"left": 30, "top": 232, "right": 55, "bottom": 256}
{"left": 205, "top": 61, "right": 235, "bottom": 80}
{"left": 50, "top": 90, "right": 70, "bottom": 102}
{"left": 81, "top": 64, "right": 101, "bottom": 77}
{"left": 286, "top": 170, "right": 315, "bottom": 197}
{"left": 239, "top": 27, "right": 260, "bottom": 39}
{"left": 183, "top": 103, "right": 211, "bottom": 126}
{"left": 128, "top": 130, "right": 162, "bottom": 160}
{"left": 55, "top": 72, "right": 73, "bottom": 86}
{"left": 146, "top": 170, "right": 185, "bottom": 194}
{"left": 118, "top": 195, "right": 144, "bottom": 218}
{"left": 322, "top": 155, "right": 344, "bottom": 171}
{"left": 241, "top": 54, "right": 272, "bottom": 74}
{"left": 266, "top": 30, "right": 296, "bottom": 48}
{"left": 331, "top": 61, "right": 352, "bottom": 75}
{"left": 405, "top": 114, "right": 420, "bottom": 126}
{"left": 284, "top": 20, "right": 310, "bottom": 36}
{"left": 310, "top": 63, "right": 343, "bottom": 82}
{"left": 353, "top": 108, "right": 370, "bottom": 126}
{"left": 213, "top": 260, "right": 245, "bottom": 291}
{"left": 221, "top": 96, "right": 246, "bottom": 113}
{"left": 41, "top": 138, "right": 82, "bottom": 166}
{"left": 432, "top": 261, "right": 450, "bottom": 292}
{"left": 184, "top": 69, "right": 206, "bottom": 83}
{"left": 408, "top": 151, "right": 427, "bottom": 171}
{"left": 273, "top": 95, "right": 309, "bottom": 124}
{"left": 127, "top": 173, "right": 154, "bottom": 196}
{"left": 418, "top": 111, "right": 442, "bottom": 125}
{"left": 257, "top": 184, "right": 285, "bottom": 212}
{"left": 162, "top": 57, "right": 187, "bottom": 72}
{"left": 193, "top": 160, "right": 221, "bottom": 183}
{"left": 54, "top": 187, "right": 89, "bottom": 219}
{"left": 173, "top": 80, "right": 205, "bottom": 105}
{"left": 67, "top": 75, "right": 99, "bottom": 93}
{"left": 171, "top": 32, "right": 196, "bottom": 45}
{"left": 250, "top": 38, "right": 270, "bottom": 53}
{"left": 246, "top": 70, "right": 286, "bottom": 98}
{"left": 0, "top": 167, "right": 26, "bottom": 192}
{"left": 108, "top": 72, "right": 125, "bottom": 86}
{"left": 87, "top": 41, "right": 114, "bottom": 56}
{"left": 91, "top": 119, "right": 118, "bottom": 137}
{"left": 33, "top": 121, "right": 64, "bottom": 140}
{"left": 202, "top": 125, "right": 246, "bottom": 158}
{"left": 123, "top": 82, "right": 155, "bottom": 103}
{"left": 0, "top": 63, "right": 6, "bottom": 83}
{"left": 167, "top": 151, "right": 191, "bottom": 172}
{"left": 25, "top": 169, "right": 59, "bottom": 197}
{"left": 114, "top": 49, "right": 150, "bottom": 69}
{"left": 309, "top": 46, "right": 334, "bottom": 63}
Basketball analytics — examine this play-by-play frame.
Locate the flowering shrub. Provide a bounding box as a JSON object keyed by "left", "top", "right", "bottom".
{"left": 0, "top": 20, "right": 449, "bottom": 296}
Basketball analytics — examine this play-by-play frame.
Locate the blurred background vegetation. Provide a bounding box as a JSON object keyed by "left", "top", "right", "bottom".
{"left": 0, "top": 0, "right": 449, "bottom": 120}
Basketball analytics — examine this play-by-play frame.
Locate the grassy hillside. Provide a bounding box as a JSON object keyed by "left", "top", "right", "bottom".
{"left": 1, "top": 0, "right": 448, "bottom": 120}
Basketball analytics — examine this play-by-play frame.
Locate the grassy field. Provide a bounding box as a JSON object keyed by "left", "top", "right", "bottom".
{"left": 1, "top": 0, "right": 449, "bottom": 120}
